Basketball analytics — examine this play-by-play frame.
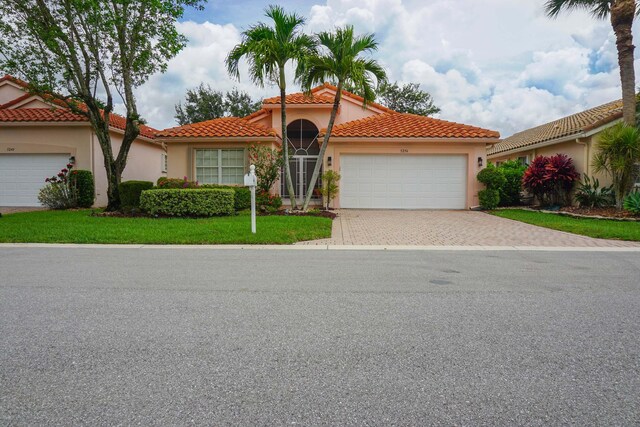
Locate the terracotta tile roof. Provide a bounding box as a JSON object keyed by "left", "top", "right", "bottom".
{"left": 0, "top": 74, "right": 158, "bottom": 139}
{"left": 0, "top": 74, "right": 29, "bottom": 88}
{"left": 263, "top": 90, "right": 335, "bottom": 105}
{"left": 0, "top": 107, "right": 86, "bottom": 122}
{"left": 323, "top": 112, "right": 500, "bottom": 139}
{"left": 0, "top": 106, "right": 158, "bottom": 139}
{"left": 321, "top": 82, "right": 392, "bottom": 113}
{"left": 262, "top": 82, "right": 393, "bottom": 113}
{"left": 157, "top": 117, "right": 277, "bottom": 138}
{"left": 488, "top": 99, "right": 623, "bottom": 156}
{"left": 243, "top": 108, "right": 271, "bottom": 121}
{"left": 0, "top": 93, "right": 33, "bottom": 109}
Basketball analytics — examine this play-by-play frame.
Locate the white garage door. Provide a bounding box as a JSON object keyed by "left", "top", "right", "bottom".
{"left": 0, "top": 154, "right": 70, "bottom": 206}
{"left": 340, "top": 154, "right": 467, "bottom": 209}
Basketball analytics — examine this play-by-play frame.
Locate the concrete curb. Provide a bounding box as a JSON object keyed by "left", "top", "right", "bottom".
{"left": 1, "top": 243, "right": 639, "bottom": 251}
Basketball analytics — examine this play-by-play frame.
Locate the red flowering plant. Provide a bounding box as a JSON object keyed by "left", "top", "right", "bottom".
{"left": 248, "top": 144, "right": 285, "bottom": 194}
{"left": 522, "top": 154, "right": 579, "bottom": 207}
{"left": 38, "top": 157, "right": 79, "bottom": 209}
{"left": 545, "top": 153, "right": 579, "bottom": 205}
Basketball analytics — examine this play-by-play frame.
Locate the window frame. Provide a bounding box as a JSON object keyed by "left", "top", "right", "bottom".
{"left": 194, "top": 148, "right": 246, "bottom": 185}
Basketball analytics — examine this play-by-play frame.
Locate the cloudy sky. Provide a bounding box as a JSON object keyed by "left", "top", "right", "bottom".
{"left": 133, "top": 0, "right": 639, "bottom": 137}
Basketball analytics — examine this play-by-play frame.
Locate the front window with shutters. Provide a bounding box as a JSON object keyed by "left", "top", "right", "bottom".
{"left": 195, "top": 149, "right": 245, "bottom": 185}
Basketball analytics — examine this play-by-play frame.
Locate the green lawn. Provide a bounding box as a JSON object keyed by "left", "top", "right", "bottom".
{"left": 491, "top": 209, "right": 640, "bottom": 242}
{"left": 0, "top": 210, "right": 332, "bottom": 244}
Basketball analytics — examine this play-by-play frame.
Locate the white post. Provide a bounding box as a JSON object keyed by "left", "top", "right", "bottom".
{"left": 250, "top": 164, "right": 256, "bottom": 234}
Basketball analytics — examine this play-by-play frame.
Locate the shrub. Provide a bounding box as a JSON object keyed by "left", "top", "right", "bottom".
{"left": 140, "top": 188, "right": 234, "bottom": 217}
{"left": 70, "top": 170, "right": 95, "bottom": 208}
{"left": 522, "top": 156, "right": 551, "bottom": 205}
{"left": 119, "top": 180, "right": 154, "bottom": 209}
{"left": 156, "top": 176, "right": 198, "bottom": 189}
{"left": 38, "top": 158, "right": 78, "bottom": 209}
{"left": 320, "top": 170, "right": 341, "bottom": 210}
{"left": 478, "top": 189, "right": 500, "bottom": 210}
{"left": 201, "top": 184, "right": 251, "bottom": 211}
{"left": 497, "top": 161, "right": 526, "bottom": 206}
{"left": 575, "top": 175, "right": 614, "bottom": 208}
{"left": 257, "top": 191, "right": 282, "bottom": 212}
{"left": 545, "top": 153, "right": 579, "bottom": 205}
{"left": 248, "top": 144, "right": 284, "bottom": 193}
{"left": 477, "top": 164, "right": 506, "bottom": 190}
{"left": 623, "top": 191, "right": 640, "bottom": 214}
{"left": 522, "top": 154, "right": 578, "bottom": 207}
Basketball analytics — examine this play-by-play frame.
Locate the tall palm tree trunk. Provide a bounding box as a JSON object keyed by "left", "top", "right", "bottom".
{"left": 612, "top": 0, "right": 637, "bottom": 125}
{"left": 302, "top": 85, "right": 342, "bottom": 211}
{"left": 279, "top": 70, "right": 297, "bottom": 209}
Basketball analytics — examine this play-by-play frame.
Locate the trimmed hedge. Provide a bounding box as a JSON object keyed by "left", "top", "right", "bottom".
{"left": 201, "top": 184, "right": 251, "bottom": 210}
{"left": 119, "top": 180, "right": 154, "bottom": 209}
{"left": 156, "top": 176, "right": 198, "bottom": 189}
{"left": 478, "top": 189, "right": 500, "bottom": 210}
{"left": 71, "top": 170, "right": 95, "bottom": 208}
{"left": 140, "top": 188, "right": 235, "bottom": 217}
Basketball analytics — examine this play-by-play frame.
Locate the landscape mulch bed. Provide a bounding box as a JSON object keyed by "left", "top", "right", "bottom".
{"left": 92, "top": 209, "right": 338, "bottom": 220}
{"left": 264, "top": 210, "right": 337, "bottom": 220}
{"left": 559, "top": 206, "right": 639, "bottom": 219}
{"left": 508, "top": 206, "right": 640, "bottom": 221}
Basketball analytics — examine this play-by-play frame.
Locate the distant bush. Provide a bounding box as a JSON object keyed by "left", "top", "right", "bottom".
{"left": 623, "top": 191, "right": 640, "bottom": 214}
{"left": 523, "top": 154, "right": 579, "bottom": 206}
{"left": 119, "top": 180, "right": 153, "bottom": 209}
{"left": 140, "top": 188, "right": 234, "bottom": 217}
{"left": 38, "top": 158, "right": 78, "bottom": 209}
{"left": 477, "top": 164, "right": 506, "bottom": 190}
{"left": 156, "top": 176, "right": 198, "bottom": 189}
{"left": 201, "top": 184, "right": 251, "bottom": 210}
{"left": 70, "top": 170, "right": 95, "bottom": 208}
{"left": 477, "top": 164, "right": 506, "bottom": 209}
{"left": 257, "top": 191, "right": 282, "bottom": 213}
{"left": 497, "top": 161, "right": 526, "bottom": 206}
{"left": 478, "top": 189, "right": 500, "bottom": 210}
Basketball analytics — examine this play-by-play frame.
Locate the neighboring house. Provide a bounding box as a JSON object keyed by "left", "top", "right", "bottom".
{"left": 488, "top": 99, "right": 631, "bottom": 188}
{"left": 158, "top": 83, "right": 500, "bottom": 209}
{"left": 0, "top": 75, "right": 166, "bottom": 207}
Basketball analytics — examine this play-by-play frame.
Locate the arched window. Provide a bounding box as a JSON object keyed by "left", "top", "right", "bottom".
{"left": 286, "top": 119, "right": 320, "bottom": 156}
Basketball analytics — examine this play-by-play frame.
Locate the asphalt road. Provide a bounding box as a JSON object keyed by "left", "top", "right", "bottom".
{"left": 1, "top": 247, "right": 639, "bottom": 426}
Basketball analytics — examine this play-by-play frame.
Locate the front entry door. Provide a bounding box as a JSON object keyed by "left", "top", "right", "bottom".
{"left": 281, "top": 156, "right": 321, "bottom": 203}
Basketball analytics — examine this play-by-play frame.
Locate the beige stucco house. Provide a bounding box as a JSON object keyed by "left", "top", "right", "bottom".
{"left": 158, "top": 83, "right": 500, "bottom": 209}
{"left": 488, "top": 99, "right": 631, "bottom": 188}
{"left": 0, "top": 75, "right": 166, "bottom": 207}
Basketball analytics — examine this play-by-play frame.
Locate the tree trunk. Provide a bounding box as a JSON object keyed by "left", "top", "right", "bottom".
{"left": 611, "top": 0, "right": 637, "bottom": 125}
{"left": 279, "top": 68, "right": 297, "bottom": 210}
{"left": 302, "top": 84, "right": 342, "bottom": 211}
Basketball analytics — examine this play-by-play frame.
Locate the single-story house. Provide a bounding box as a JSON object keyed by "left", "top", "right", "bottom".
{"left": 488, "top": 98, "right": 639, "bottom": 188}
{"left": 158, "top": 83, "right": 500, "bottom": 209}
{"left": 0, "top": 75, "right": 166, "bottom": 207}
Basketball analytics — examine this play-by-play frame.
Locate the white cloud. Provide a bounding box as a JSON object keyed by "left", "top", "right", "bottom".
{"left": 131, "top": 0, "right": 639, "bottom": 138}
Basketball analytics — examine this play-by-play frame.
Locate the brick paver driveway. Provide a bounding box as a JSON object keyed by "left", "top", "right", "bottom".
{"left": 300, "top": 209, "right": 639, "bottom": 247}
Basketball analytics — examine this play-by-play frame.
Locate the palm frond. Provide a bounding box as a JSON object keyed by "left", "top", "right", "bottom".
{"left": 544, "top": 0, "right": 611, "bottom": 20}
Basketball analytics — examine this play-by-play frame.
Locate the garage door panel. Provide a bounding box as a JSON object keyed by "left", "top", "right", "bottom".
{"left": 0, "top": 154, "right": 70, "bottom": 206}
{"left": 340, "top": 154, "right": 467, "bottom": 209}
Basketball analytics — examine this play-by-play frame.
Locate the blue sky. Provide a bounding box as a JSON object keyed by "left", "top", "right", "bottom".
{"left": 134, "top": 0, "right": 639, "bottom": 137}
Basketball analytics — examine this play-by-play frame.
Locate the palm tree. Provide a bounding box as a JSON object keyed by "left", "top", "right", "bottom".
{"left": 593, "top": 122, "right": 640, "bottom": 207}
{"left": 545, "top": 0, "right": 638, "bottom": 125}
{"left": 299, "top": 26, "right": 387, "bottom": 211}
{"left": 226, "top": 5, "right": 316, "bottom": 209}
